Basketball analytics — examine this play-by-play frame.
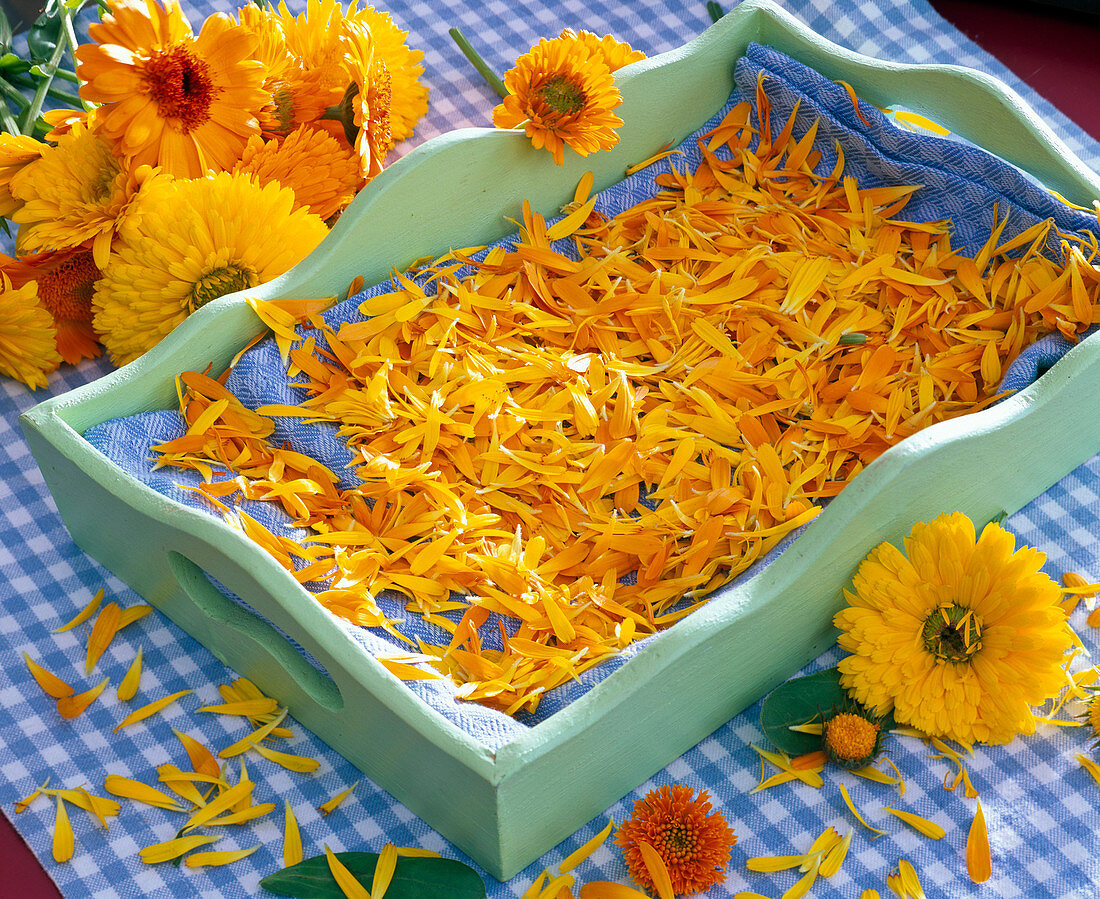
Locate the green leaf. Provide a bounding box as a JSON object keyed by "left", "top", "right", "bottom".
{"left": 760, "top": 667, "right": 895, "bottom": 756}
{"left": 0, "top": 8, "right": 12, "bottom": 56}
{"left": 0, "top": 53, "right": 30, "bottom": 73}
{"left": 28, "top": 7, "right": 64, "bottom": 64}
{"left": 259, "top": 852, "right": 487, "bottom": 899}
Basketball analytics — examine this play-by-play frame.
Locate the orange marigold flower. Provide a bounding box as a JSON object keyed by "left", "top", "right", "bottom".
{"left": 615, "top": 784, "right": 736, "bottom": 896}
{"left": 0, "top": 272, "right": 62, "bottom": 389}
{"left": 348, "top": 4, "right": 427, "bottom": 143}
{"left": 493, "top": 31, "right": 630, "bottom": 166}
{"left": 3, "top": 248, "right": 103, "bottom": 364}
{"left": 76, "top": 0, "right": 268, "bottom": 178}
{"left": 233, "top": 125, "right": 360, "bottom": 220}
{"left": 341, "top": 20, "right": 393, "bottom": 181}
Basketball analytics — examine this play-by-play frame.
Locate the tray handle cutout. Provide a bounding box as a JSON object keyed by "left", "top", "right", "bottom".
{"left": 166, "top": 551, "right": 344, "bottom": 713}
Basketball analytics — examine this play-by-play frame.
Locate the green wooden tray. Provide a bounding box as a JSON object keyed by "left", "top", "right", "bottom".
{"left": 20, "top": 0, "right": 1100, "bottom": 880}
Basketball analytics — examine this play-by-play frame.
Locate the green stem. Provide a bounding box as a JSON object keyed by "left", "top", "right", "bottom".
{"left": 59, "top": 0, "right": 95, "bottom": 111}
{"left": 0, "top": 92, "right": 21, "bottom": 134}
{"left": 449, "top": 27, "right": 507, "bottom": 100}
{"left": 51, "top": 68, "right": 79, "bottom": 84}
{"left": 9, "top": 73, "right": 82, "bottom": 106}
{"left": 20, "top": 13, "right": 70, "bottom": 134}
{"left": 0, "top": 77, "right": 29, "bottom": 111}
{"left": 707, "top": 1, "right": 725, "bottom": 23}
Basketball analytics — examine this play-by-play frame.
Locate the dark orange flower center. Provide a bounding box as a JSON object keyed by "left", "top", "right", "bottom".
{"left": 537, "top": 75, "right": 586, "bottom": 116}
{"left": 144, "top": 45, "right": 220, "bottom": 131}
{"left": 37, "top": 251, "right": 100, "bottom": 323}
{"left": 653, "top": 820, "right": 698, "bottom": 862}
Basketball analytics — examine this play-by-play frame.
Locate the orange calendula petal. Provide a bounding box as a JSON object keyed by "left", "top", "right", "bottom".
{"left": 85, "top": 601, "right": 122, "bottom": 675}
{"left": 52, "top": 795, "right": 74, "bottom": 863}
{"left": 283, "top": 800, "right": 303, "bottom": 867}
{"left": 838, "top": 783, "right": 887, "bottom": 837}
{"left": 325, "top": 845, "right": 372, "bottom": 899}
{"left": 113, "top": 689, "right": 192, "bottom": 732}
{"left": 118, "top": 604, "right": 153, "bottom": 630}
{"left": 116, "top": 647, "right": 143, "bottom": 702}
{"left": 372, "top": 842, "right": 398, "bottom": 898}
{"left": 57, "top": 677, "right": 109, "bottom": 719}
{"left": 104, "top": 774, "right": 186, "bottom": 811}
{"left": 183, "top": 844, "right": 261, "bottom": 867}
{"left": 319, "top": 781, "right": 359, "bottom": 816}
{"left": 197, "top": 698, "right": 279, "bottom": 716}
{"left": 57, "top": 788, "right": 120, "bottom": 826}
{"left": 966, "top": 801, "right": 992, "bottom": 884}
{"left": 173, "top": 728, "right": 221, "bottom": 778}
{"left": 251, "top": 741, "right": 321, "bottom": 773}
{"left": 14, "top": 778, "right": 50, "bottom": 813}
{"left": 23, "top": 653, "right": 73, "bottom": 699}
{"left": 53, "top": 588, "right": 104, "bottom": 633}
{"left": 881, "top": 806, "right": 945, "bottom": 839}
{"left": 578, "top": 885, "right": 652, "bottom": 899}
{"left": 140, "top": 833, "right": 220, "bottom": 863}
{"left": 558, "top": 817, "right": 614, "bottom": 873}
{"left": 638, "top": 842, "right": 674, "bottom": 899}
{"left": 898, "top": 859, "right": 926, "bottom": 897}
{"left": 183, "top": 781, "right": 253, "bottom": 831}
{"left": 818, "top": 829, "right": 852, "bottom": 877}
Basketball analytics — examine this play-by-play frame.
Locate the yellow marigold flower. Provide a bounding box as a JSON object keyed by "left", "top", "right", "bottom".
{"left": 0, "top": 132, "right": 45, "bottom": 219}
{"left": 834, "top": 512, "right": 1073, "bottom": 744}
{"left": 2, "top": 248, "right": 103, "bottom": 365}
{"left": 233, "top": 126, "right": 359, "bottom": 220}
{"left": 615, "top": 784, "right": 736, "bottom": 896}
{"left": 92, "top": 172, "right": 329, "bottom": 365}
{"left": 9, "top": 123, "right": 154, "bottom": 267}
{"left": 0, "top": 272, "right": 61, "bottom": 389}
{"left": 348, "top": 5, "right": 426, "bottom": 143}
{"left": 493, "top": 31, "right": 628, "bottom": 166}
{"left": 75, "top": 0, "right": 267, "bottom": 178}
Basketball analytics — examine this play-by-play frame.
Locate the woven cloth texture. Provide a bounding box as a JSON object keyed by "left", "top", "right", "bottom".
{"left": 3, "top": 1, "right": 1100, "bottom": 897}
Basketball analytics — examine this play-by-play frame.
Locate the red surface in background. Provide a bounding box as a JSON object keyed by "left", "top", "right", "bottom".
{"left": 3, "top": 3, "right": 1099, "bottom": 896}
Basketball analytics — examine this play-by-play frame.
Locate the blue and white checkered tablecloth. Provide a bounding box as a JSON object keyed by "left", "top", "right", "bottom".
{"left": 4, "top": 1, "right": 1100, "bottom": 897}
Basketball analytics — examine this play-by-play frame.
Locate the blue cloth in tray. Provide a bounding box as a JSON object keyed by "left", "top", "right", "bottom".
{"left": 84, "top": 44, "right": 1099, "bottom": 750}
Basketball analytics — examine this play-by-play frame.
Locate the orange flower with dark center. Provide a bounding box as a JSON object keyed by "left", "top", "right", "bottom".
{"left": 616, "top": 784, "right": 736, "bottom": 895}
{"left": 4, "top": 248, "right": 102, "bottom": 364}
{"left": 76, "top": 0, "right": 267, "bottom": 178}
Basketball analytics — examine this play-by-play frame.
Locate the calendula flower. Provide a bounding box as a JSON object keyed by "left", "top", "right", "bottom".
{"left": 76, "top": 0, "right": 267, "bottom": 178}
{"left": 2, "top": 248, "right": 103, "bottom": 364}
{"left": 615, "top": 784, "right": 736, "bottom": 896}
{"left": 9, "top": 120, "right": 155, "bottom": 268}
{"left": 821, "top": 705, "right": 885, "bottom": 770}
{"left": 835, "top": 512, "right": 1073, "bottom": 744}
{"left": 493, "top": 31, "right": 633, "bottom": 165}
{"left": 92, "top": 172, "right": 329, "bottom": 365}
{"left": 348, "top": 4, "right": 427, "bottom": 143}
{"left": 0, "top": 273, "right": 61, "bottom": 388}
{"left": 236, "top": 4, "right": 340, "bottom": 140}
{"left": 340, "top": 21, "right": 393, "bottom": 181}
{"left": 0, "top": 132, "right": 45, "bottom": 218}
{"left": 234, "top": 126, "right": 360, "bottom": 220}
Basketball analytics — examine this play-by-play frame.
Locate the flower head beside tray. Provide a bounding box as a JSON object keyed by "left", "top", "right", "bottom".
{"left": 0, "top": 0, "right": 428, "bottom": 387}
